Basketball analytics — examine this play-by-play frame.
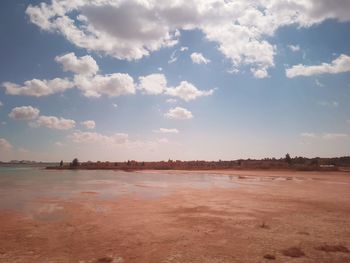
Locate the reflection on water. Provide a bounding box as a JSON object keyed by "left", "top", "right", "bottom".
{"left": 0, "top": 167, "right": 242, "bottom": 213}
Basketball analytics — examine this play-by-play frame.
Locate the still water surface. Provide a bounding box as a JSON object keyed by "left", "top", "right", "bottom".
{"left": 0, "top": 167, "right": 241, "bottom": 212}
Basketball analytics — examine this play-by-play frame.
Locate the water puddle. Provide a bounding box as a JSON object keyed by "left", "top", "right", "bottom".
{"left": 0, "top": 167, "right": 275, "bottom": 217}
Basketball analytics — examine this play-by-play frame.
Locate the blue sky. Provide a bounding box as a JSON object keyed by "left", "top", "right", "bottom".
{"left": 0, "top": 0, "right": 350, "bottom": 162}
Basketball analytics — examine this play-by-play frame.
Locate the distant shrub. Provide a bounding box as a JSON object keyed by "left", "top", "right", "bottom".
{"left": 71, "top": 158, "right": 79, "bottom": 167}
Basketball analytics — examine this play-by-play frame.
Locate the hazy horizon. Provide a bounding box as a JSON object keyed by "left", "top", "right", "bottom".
{"left": 1, "top": 0, "right": 350, "bottom": 162}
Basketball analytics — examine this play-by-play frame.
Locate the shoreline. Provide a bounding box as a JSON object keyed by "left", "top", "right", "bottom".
{"left": 1, "top": 168, "right": 350, "bottom": 262}
{"left": 46, "top": 166, "right": 348, "bottom": 173}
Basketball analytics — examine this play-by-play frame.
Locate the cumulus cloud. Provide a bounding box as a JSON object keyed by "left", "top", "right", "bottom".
{"left": 165, "top": 81, "right": 214, "bottom": 101}
{"left": 26, "top": 1, "right": 178, "bottom": 61}
{"left": 138, "top": 74, "right": 167, "bottom": 95}
{"left": 74, "top": 73, "right": 135, "bottom": 97}
{"left": 251, "top": 68, "right": 269, "bottom": 79}
{"left": 81, "top": 120, "right": 96, "bottom": 129}
{"left": 286, "top": 54, "right": 350, "bottom": 78}
{"left": 287, "top": 45, "right": 300, "bottom": 52}
{"left": 54, "top": 141, "right": 65, "bottom": 147}
{"left": 157, "top": 138, "right": 169, "bottom": 143}
{"left": 154, "top": 128, "right": 179, "bottom": 134}
{"left": 2, "top": 78, "right": 73, "bottom": 97}
{"left": 67, "top": 130, "right": 173, "bottom": 152}
{"left": 9, "top": 106, "right": 75, "bottom": 130}
{"left": 3, "top": 52, "right": 135, "bottom": 98}
{"left": 137, "top": 74, "right": 214, "bottom": 101}
{"left": 300, "top": 132, "right": 317, "bottom": 139}
{"left": 26, "top": 0, "right": 350, "bottom": 76}
{"left": 322, "top": 133, "right": 348, "bottom": 140}
{"left": 55, "top": 52, "right": 99, "bottom": 75}
{"left": 165, "top": 107, "right": 193, "bottom": 120}
{"left": 318, "top": 101, "right": 339, "bottom": 107}
{"left": 301, "top": 132, "right": 348, "bottom": 140}
{"left": 0, "top": 138, "right": 12, "bottom": 150}
{"left": 190, "top": 52, "right": 210, "bottom": 64}
{"left": 9, "top": 106, "right": 40, "bottom": 120}
{"left": 166, "top": 98, "right": 177, "bottom": 104}
{"left": 36, "top": 116, "right": 76, "bottom": 130}
{"left": 69, "top": 131, "right": 128, "bottom": 144}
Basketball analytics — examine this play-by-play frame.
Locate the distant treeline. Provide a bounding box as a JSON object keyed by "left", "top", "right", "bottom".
{"left": 48, "top": 155, "right": 350, "bottom": 171}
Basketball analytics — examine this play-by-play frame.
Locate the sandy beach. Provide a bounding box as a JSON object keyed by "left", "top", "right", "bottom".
{"left": 0, "top": 169, "right": 350, "bottom": 263}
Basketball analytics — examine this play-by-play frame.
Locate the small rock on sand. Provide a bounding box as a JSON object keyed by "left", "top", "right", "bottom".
{"left": 315, "top": 244, "right": 349, "bottom": 253}
{"left": 263, "top": 254, "right": 276, "bottom": 260}
{"left": 281, "top": 247, "right": 305, "bottom": 258}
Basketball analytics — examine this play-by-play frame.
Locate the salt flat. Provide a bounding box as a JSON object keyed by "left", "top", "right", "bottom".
{"left": 0, "top": 168, "right": 349, "bottom": 262}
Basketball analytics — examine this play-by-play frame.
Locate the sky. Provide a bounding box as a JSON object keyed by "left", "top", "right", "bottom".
{"left": 0, "top": 0, "right": 350, "bottom": 162}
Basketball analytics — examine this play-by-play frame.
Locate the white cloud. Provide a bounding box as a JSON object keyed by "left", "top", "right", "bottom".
{"left": 18, "top": 148, "right": 30, "bottom": 154}
{"left": 190, "top": 52, "right": 210, "bottom": 64}
{"left": 227, "top": 68, "right": 239, "bottom": 74}
{"left": 165, "top": 107, "right": 193, "bottom": 120}
{"left": 8, "top": 105, "right": 76, "bottom": 131}
{"left": 287, "top": 45, "right": 300, "bottom": 52}
{"left": 69, "top": 131, "right": 128, "bottom": 144}
{"left": 0, "top": 101, "right": 3, "bottom": 107}
{"left": 166, "top": 98, "right": 177, "bottom": 104}
{"left": 2, "top": 78, "right": 73, "bottom": 97}
{"left": 168, "top": 50, "right": 178, "bottom": 64}
{"left": 36, "top": 116, "right": 76, "bottom": 130}
{"left": 301, "top": 132, "right": 348, "bottom": 140}
{"left": 3, "top": 52, "right": 135, "bottom": 98}
{"left": 251, "top": 68, "right": 269, "bottom": 79}
{"left": 81, "top": 120, "right": 96, "bottom": 129}
{"left": 112, "top": 103, "right": 118, "bottom": 108}
{"left": 27, "top": 1, "right": 179, "bottom": 61}
{"left": 0, "top": 138, "right": 12, "bottom": 150}
{"left": 55, "top": 52, "right": 99, "bottom": 75}
{"left": 318, "top": 101, "right": 339, "bottom": 107}
{"left": 301, "top": 132, "right": 317, "bottom": 139}
{"left": 137, "top": 74, "right": 214, "bottom": 101}
{"left": 157, "top": 138, "right": 169, "bottom": 143}
{"left": 54, "top": 141, "right": 65, "bottom": 147}
{"left": 74, "top": 73, "right": 135, "bottom": 98}
{"left": 9, "top": 106, "right": 40, "bottom": 120}
{"left": 27, "top": 0, "right": 350, "bottom": 77}
{"left": 168, "top": 46, "right": 189, "bottom": 64}
{"left": 138, "top": 74, "right": 167, "bottom": 95}
{"left": 286, "top": 54, "right": 350, "bottom": 78}
{"left": 322, "top": 133, "right": 348, "bottom": 140}
{"left": 315, "top": 79, "right": 324, "bottom": 87}
{"left": 165, "top": 81, "right": 214, "bottom": 101}
{"left": 154, "top": 128, "right": 179, "bottom": 134}
{"left": 67, "top": 130, "right": 174, "bottom": 153}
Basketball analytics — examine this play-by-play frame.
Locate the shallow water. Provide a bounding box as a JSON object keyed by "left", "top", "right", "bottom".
{"left": 0, "top": 167, "right": 242, "bottom": 213}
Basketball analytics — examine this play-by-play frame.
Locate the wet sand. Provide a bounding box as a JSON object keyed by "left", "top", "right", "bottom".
{"left": 1, "top": 169, "right": 350, "bottom": 263}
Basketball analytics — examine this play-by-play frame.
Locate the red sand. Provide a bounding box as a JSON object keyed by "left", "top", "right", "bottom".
{"left": 1, "top": 170, "right": 350, "bottom": 263}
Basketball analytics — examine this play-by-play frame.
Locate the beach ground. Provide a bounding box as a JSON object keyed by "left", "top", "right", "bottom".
{"left": 1, "top": 169, "right": 350, "bottom": 263}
